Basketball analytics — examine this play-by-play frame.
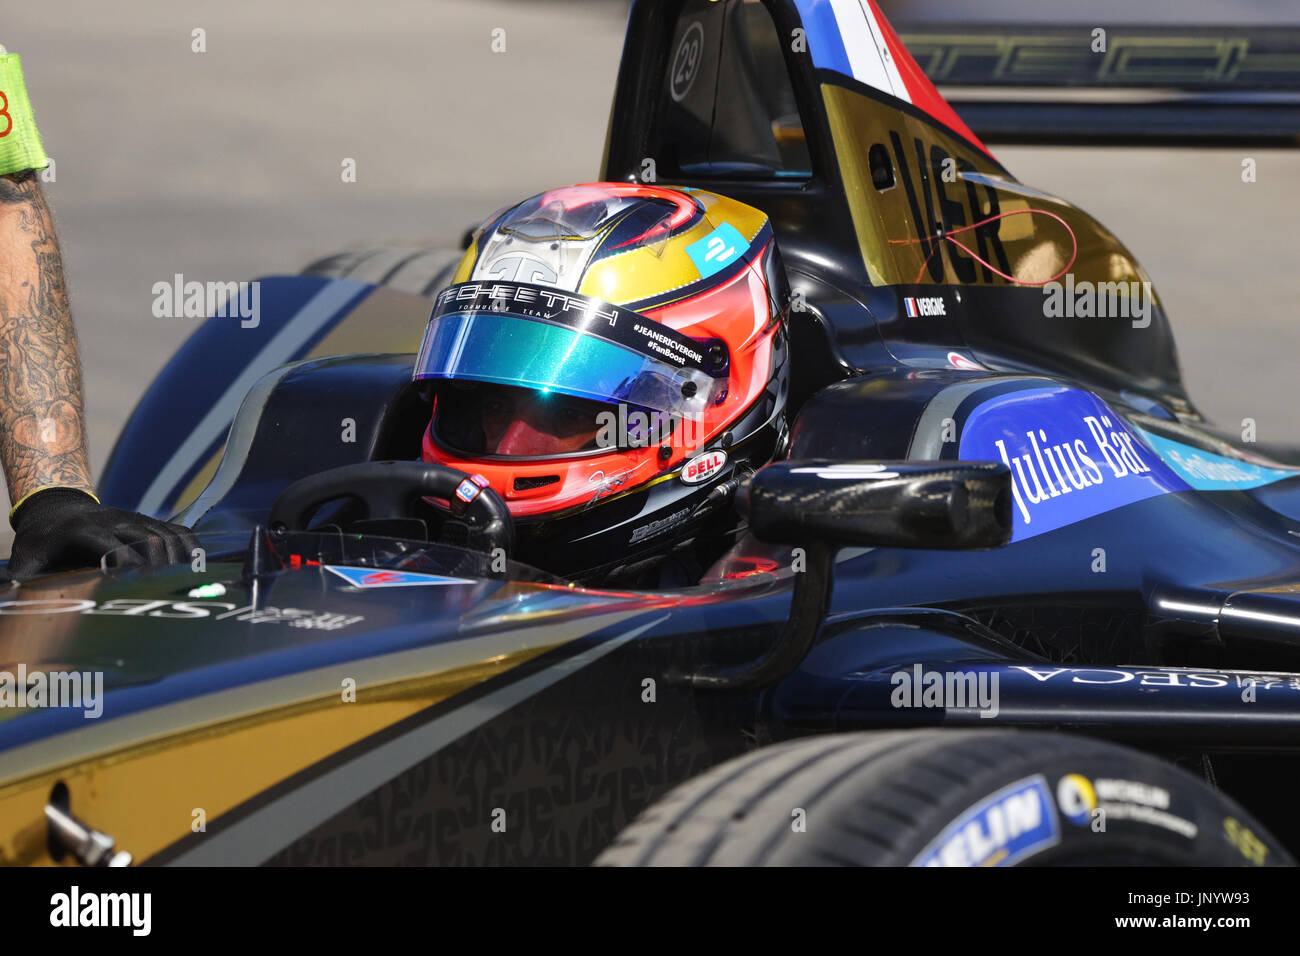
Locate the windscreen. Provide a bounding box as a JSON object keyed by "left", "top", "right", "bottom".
{"left": 652, "top": 0, "right": 812, "bottom": 179}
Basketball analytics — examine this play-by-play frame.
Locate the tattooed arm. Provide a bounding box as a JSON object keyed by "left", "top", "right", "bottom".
{"left": 0, "top": 169, "right": 93, "bottom": 505}
{"left": 0, "top": 51, "right": 194, "bottom": 577}
{"left": 0, "top": 171, "right": 195, "bottom": 577}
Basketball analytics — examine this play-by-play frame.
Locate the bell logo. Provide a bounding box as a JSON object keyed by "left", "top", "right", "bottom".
{"left": 681, "top": 449, "right": 727, "bottom": 485}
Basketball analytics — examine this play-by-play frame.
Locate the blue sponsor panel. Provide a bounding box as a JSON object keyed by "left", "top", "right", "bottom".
{"left": 911, "top": 775, "right": 1060, "bottom": 867}
{"left": 1135, "top": 429, "right": 1300, "bottom": 492}
{"left": 958, "top": 387, "right": 1190, "bottom": 541}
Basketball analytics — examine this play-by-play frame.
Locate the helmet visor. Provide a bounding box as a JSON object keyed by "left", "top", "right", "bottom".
{"left": 413, "top": 281, "right": 724, "bottom": 419}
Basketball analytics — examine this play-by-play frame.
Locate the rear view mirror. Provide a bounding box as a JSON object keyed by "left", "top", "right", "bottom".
{"left": 688, "top": 459, "right": 1012, "bottom": 693}
{"left": 737, "top": 460, "right": 1013, "bottom": 551}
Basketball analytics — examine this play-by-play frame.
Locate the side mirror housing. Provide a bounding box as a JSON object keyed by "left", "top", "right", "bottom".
{"left": 737, "top": 460, "right": 1013, "bottom": 550}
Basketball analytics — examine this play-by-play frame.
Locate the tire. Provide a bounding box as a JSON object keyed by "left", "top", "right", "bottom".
{"left": 595, "top": 730, "right": 1292, "bottom": 866}
{"left": 300, "top": 246, "right": 462, "bottom": 299}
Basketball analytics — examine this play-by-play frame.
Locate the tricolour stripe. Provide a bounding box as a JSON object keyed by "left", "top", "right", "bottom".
{"left": 857, "top": 0, "right": 910, "bottom": 100}
{"left": 828, "top": 0, "right": 910, "bottom": 102}
{"left": 795, "top": 0, "right": 854, "bottom": 78}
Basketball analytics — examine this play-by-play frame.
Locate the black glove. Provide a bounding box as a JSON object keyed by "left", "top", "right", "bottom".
{"left": 8, "top": 488, "right": 198, "bottom": 579}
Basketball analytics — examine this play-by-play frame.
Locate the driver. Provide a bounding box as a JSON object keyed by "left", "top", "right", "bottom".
{"left": 413, "top": 182, "right": 791, "bottom": 584}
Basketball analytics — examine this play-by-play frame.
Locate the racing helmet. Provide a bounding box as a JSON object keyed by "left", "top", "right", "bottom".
{"left": 414, "top": 182, "right": 790, "bottom": 580}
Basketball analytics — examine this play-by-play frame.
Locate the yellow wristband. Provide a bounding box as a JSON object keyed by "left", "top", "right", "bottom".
{"left": 0, "top": 52, "right": 50, "bottom": 176}
{"left": 8, "top": 485, "right": 100, "bottom": 522}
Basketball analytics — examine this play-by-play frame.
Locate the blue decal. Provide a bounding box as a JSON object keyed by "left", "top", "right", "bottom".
{"left": 1135, "top": 429, "right": 1299, "bottom": 492}
{"left": 958, "top": 387, "right": 1190, "bottom": 541}
{"left": 454, "top": 478, "right": 483, "bottom": 504}
{"left": 685, "top": 223, "right": 748, "bottom": 279}
{"left": 325, "top": 566, "right": 475, "bottom": 588}
{"left": 912, "top": 775, "right": 1060, "bottom": 867}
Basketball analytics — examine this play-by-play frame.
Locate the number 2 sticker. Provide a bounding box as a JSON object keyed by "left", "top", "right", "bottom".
{"left": 704, "top": 235, "right": 735, "bottom": 264}
{"left": 686, "top": 222, "right": 748, "bottom": 279}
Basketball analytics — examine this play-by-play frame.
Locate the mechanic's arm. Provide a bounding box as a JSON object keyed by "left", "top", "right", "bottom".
{"left": 0, "top": 169, "right": 94, "bottom": 502}
{"left": 0, "top": 172, "right": 194, "bottom": 577}
{"left": 0, "top": 50, "right": 193, "bottom": 577}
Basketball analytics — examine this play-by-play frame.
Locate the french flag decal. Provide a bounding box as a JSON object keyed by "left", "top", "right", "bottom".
{"left": 904, "top": 297, "right": 919, "bottom": 317}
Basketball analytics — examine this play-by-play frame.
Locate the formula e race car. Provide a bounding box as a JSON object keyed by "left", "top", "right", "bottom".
{"left": 4, "top": 0, "right": 1300, "bottom": 868}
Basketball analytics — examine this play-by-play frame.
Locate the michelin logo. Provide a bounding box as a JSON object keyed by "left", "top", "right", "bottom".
{"left": 1057, "top": 773, "right": 1198, "bottom": 839}
{"left": 912, "top": 775, "right": 1060, "bottom": 867}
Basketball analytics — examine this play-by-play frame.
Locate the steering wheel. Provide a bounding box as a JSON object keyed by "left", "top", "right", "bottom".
{"left": 267, "top": 460, "right": 514, "bottom": 557}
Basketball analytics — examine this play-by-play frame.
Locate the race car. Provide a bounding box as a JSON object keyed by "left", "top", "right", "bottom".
{"left": 2, "top": 0, "right": 1300, "bottom": 867}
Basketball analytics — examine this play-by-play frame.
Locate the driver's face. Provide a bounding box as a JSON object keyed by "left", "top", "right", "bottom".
{"left": 478, "top": 384, "right": 604, "bottom": 456}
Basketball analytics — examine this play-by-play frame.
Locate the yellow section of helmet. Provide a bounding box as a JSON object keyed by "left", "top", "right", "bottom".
{"left": 450, "top": 235, "right": 479, "bottom": 284}
{"left": 448, "top": 186, "right": 771, "bottom": 309}
{"left": 578, "top": 190, "right": 770, "bottom": 308}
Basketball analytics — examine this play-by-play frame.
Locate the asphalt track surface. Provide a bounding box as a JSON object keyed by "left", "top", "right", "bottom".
{"left": 2, "top": 0, "right": 1298, "bottom": 554}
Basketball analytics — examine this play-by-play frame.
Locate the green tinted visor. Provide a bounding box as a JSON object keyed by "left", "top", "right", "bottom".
{"left": 413, "top": 281, "right": 724, "bottom": 418}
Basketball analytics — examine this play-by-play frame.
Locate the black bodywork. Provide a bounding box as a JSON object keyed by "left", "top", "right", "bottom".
{"left": 4, "top": 0, "right": 1300, "bottom": 866}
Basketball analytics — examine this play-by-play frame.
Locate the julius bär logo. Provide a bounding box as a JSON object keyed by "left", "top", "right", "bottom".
{"left": 958, "top": 387, "right": 1192, "bottom": 541}
{"left": 993, "top": 414, "right": 1152, "bottom": 526}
